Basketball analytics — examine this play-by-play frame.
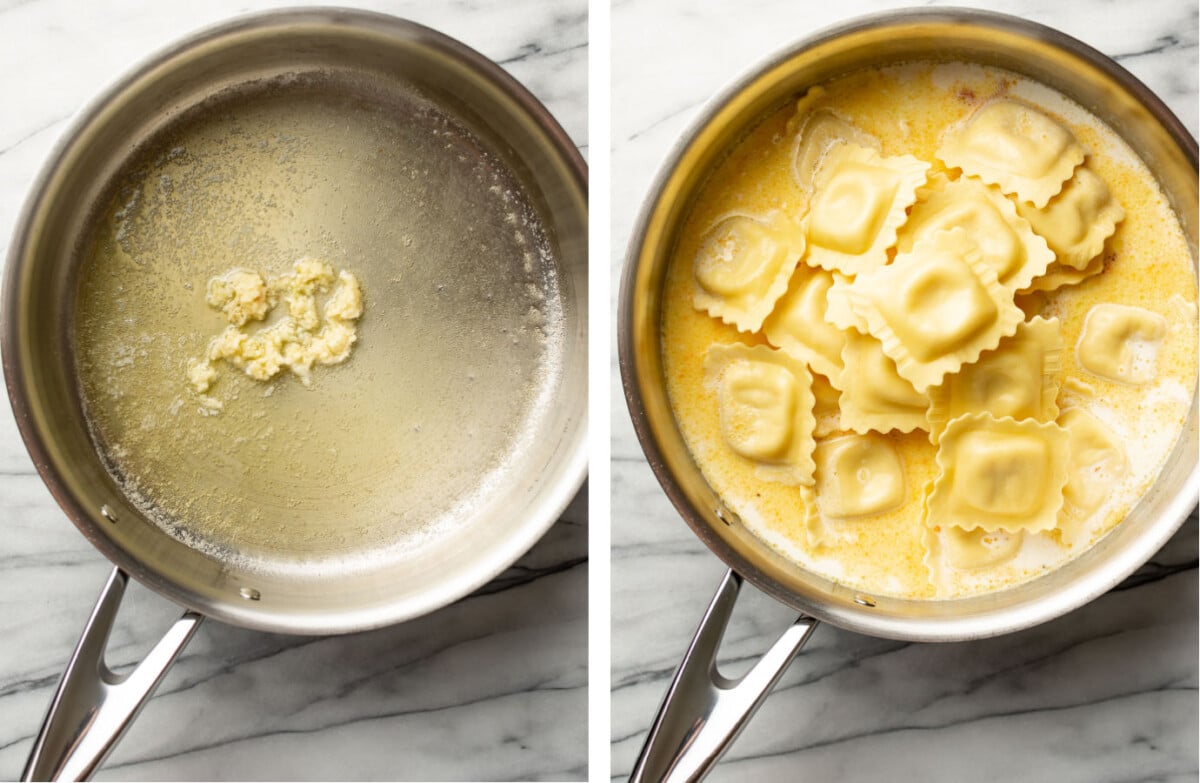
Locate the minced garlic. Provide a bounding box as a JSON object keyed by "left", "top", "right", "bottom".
{"left": 206, "top": 268, "right": 270, "bottom": 326}
{"left": 188, "top": 257, "right": 363, "bottom": 411}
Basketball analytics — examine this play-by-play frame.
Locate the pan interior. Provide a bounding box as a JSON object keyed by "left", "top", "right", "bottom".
{"left": 622, "top": 12, "right": 1197, "bottom": 641}
{"left": 72, "top": 71, "right": 565, "bottom": 579}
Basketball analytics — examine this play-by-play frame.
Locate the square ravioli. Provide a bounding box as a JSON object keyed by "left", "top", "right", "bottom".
{"left": 1016, "top": 165, "right": 1124, "bottom": 270}
{"left": 899, "top": 175, "right": 1055, "bottom": 292}
{"left": 927, "top": 524, "right": 1024, "bottom": 572}
{"left": 928, "top": 413, "right": 1069, "bottom": 534}
{"left": 923, "top": 523, "right": 1026, "bottom": 595}
{"left": 1057, "top": 407, "right": 1128, "bottom": 546}
{"left": 927, "top": 317, "right": 1063, "bottom": 444}
{"left": 922, "top": 480, "right": 1025, "bottom": 595}
{"left": 704, "top": 343, "right": 817, "bottom": 486}
{"left": 692, "top": 210, "right": 806, "bottom": 333}
{"left": 803, "top": 142, "right": 928, "bottom": 276}
{"left": 836, "top": 331, "right": 929, "bottom": 434}
{"left": 762, "top": 266, "right": 848, "bottom": 380}
{"left": 848, "top": 227, "right": 1025, "bottom": 392}
{"left": 1076, "top": 303, "right": 1168, "bottom": 385}
{"left": 789, "top": 103, "right": 881, "bottom": 209}
{"left": 813, "top": 433, "right": 905, "bottom": 518}
{"left": 937, "top": 99, "right": 1085, "bottom": 208}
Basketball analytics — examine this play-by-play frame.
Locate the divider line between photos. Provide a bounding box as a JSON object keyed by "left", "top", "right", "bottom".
{"left": 586, "top": 1, "right": 613, "bottom": 780}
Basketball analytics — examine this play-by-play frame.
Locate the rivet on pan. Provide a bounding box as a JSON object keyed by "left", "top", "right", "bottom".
{"left": 239, "top": 587, "right": 261, "bottom": 601}
{"left": 714, "top": 507, "right": 741, "bottom": 527}
{"left": 854, "top": 594, "right": 877, "bottom": 608}
{"left": 100, "top": 505, "right": 118, "bottom": 524}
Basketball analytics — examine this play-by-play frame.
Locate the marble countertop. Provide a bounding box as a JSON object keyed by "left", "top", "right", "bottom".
{"left": 0, "top": 1, "right": 586, "bottom": 781}
{"left": 611, "top": 1, "right": 1198, "bottom": 781}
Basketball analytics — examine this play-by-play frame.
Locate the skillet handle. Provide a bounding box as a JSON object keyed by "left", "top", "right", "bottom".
{"left": 22, "top": 566, "right": 203, "bottom": 782}
{"left": 629, "top": 569, "right": 818, "bottom": 783}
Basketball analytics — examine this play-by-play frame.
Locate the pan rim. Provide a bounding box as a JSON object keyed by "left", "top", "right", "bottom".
{"left": 2, "top": 7, "right": 588, "bottom": 635}
{"left": 618, "top": 7, "right": 1198, "bottom": 642}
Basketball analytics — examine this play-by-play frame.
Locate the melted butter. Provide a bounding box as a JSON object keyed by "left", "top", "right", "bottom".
{"left": 73, "top": 77, "right": 564, "bottom": 577}
{"left": 662, "top": 62, "right": 1198, "bottom": 600}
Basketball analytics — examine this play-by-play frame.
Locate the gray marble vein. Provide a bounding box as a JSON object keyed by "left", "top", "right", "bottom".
{"left": 0, "top": 1, "right": 587, "bottom": 781}
{"left": 611, "top": 1, "right": 1199, "bottom": 781}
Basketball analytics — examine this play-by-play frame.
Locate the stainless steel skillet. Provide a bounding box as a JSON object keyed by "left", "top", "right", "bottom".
{"left": 618, "top": 10, "right": 1197, "bottom": 781}
{"left": 3, "top": 8, "right": 587, "bottom": 780}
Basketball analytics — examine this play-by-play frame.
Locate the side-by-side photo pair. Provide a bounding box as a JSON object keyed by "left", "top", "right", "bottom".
{"left": 0, "top": 0, "right": 1195, "bottom": 781}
